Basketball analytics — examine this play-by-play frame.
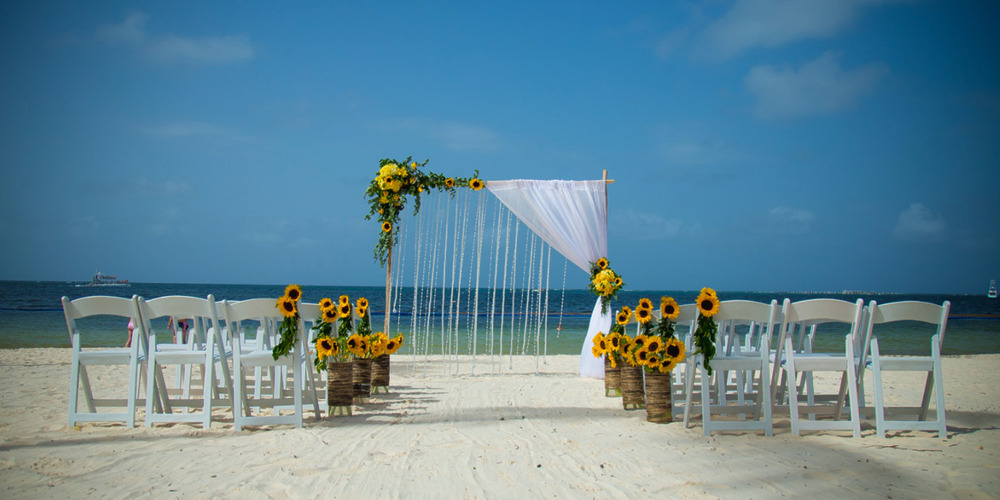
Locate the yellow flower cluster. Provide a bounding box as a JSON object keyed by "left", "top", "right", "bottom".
{"left": 273, "top": 284, "right": 303, "bottom": 359}
{"left": 591, "top": 329, "right": 626, "bottom": 368}
{"left": 376, "top": 162, "right": 409, "bottom": 193}
{"left": 696, "top": 287, "right": 720, "bottom": 317}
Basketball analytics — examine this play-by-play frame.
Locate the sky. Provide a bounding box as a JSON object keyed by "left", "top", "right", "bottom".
{"left": 1, "top": 1, "right": 998, "bottom": 294}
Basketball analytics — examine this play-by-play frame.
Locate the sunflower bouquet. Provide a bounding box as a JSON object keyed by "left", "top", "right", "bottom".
{"left": 311, "top": 296, "right": 348, "bottom": 371}
{"left": 370, "top": 331, "right": 405, "bottom": 358}
{"left": 591, "top": 305, "right": 632, "bottom": 367}
{"left": 587, "top": 257, "right": 625, "bottom": 313}
{"left": 365, "top": 157, "right": 483, "bottom": 266}
{"left": 694, "top": 287, "right": 720, "bottom": 375}
{"left": 273, "top": 284, "right": 303, "bottom": 360}
{"left": 656, "top": 296, "right": 680, "bottom": 339}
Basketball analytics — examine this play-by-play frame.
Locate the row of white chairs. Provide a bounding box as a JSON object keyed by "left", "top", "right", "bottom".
{"left": 62, "top": 295, "right": 327, "bottom": 430}
{"left": 649, "top": 298, "right": 949, "bottom": 438}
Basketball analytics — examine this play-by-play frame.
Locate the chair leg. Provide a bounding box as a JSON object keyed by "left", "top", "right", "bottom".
{"left": 701, "top": 366, "right": 712, "bottom": 436}
{"left": 932, "top": 339, "right": 947, "bottom": 438}
{"left": 871, "top": 340, "right": 887, "bottom": 438}
{"left": 785, "top": 338, "right": 800, "bottom": 436}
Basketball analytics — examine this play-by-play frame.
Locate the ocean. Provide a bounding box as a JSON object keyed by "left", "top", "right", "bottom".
{"left": 2, "top": 280, "right": 999, "bottom": 356}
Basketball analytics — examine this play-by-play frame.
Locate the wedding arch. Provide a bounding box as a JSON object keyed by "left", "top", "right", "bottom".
{"left": 371, "top": 161, "right": 614, "bottom": 377}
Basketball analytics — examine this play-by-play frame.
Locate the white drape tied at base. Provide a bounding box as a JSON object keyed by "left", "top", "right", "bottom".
{"left": 486, "top": 179, "right": 609, "bottom": 378}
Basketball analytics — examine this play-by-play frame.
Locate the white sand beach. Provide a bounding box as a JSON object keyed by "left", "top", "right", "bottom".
{"left": 1, "top": 349, "right": 998, "bottom": 499}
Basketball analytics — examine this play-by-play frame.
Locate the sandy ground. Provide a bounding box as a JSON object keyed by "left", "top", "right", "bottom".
{"left": 1, "top": 349, "right": 998, "bottom": 499}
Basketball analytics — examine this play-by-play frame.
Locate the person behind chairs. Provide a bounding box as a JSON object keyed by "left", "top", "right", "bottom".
{"left": 167, "top": 316, "right": 191, "bottom": 343}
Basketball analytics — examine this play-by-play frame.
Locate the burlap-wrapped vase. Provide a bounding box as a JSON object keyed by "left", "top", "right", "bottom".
{"left": 644, "top": 370, "right": 672, "bottom": 423}
{"left": 326, "top": 359, "right": 353, "bottom": 416}
{"left": 620, "top": 364, "right": 645, "bottom": 410}
{"left": 352, "top": 357, "right": 373, "bottom": 402}
{"left": 604, "top": 356, "right": 622, "bottom": 397}
{"left": 371, "top": 354, "right": 390, "bottom": 394}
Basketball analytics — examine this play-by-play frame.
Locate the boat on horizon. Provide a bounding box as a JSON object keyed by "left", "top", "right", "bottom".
{"left": 75, "top": 271, "right": 130, "bottom": 287}
{"left": 989, "top": 280, "right": 997, "bottom": 299}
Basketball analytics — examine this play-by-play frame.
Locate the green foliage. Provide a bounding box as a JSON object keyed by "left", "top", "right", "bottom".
{"left": 694, "top": 315, "right": 718, "bottom": 375}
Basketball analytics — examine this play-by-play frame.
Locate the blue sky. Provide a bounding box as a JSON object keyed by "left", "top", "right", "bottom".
{"left": 1, "top": 1, "right": 997, "bottom": 293}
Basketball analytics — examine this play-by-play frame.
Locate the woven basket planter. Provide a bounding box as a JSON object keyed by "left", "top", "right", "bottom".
{"left": 326, "top": 360, "right": 354, "bottom": 414}
{"left": 371, "top": 355, "right": 390, "bottom": 394}
{"left": 352, "top": 357, "right": 373, "bottom": 402}
{"left": 604, "top": 356, "right": 622, "bottom": 397}
{"left": 644, "top": 370, "right": 672, "bottom": 423}
{"left": 620, "top": 364, "right": 645, "bottom": 410}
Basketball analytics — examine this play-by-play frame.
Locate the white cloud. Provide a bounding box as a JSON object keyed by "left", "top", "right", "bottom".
{"left": 96, "top": 11, "right": 253, "bottom": 65}
{"left": 147, "top": 35, "right": 254, "bottom": 64}
{"left": 893, "top": 203, "right": 945, "bottom": 241}
{"left": 144, "top": 122, "right": 247, "bottom": 141}
{"left": 745, "top": 51, "right": 889, "bottom": 119}
{"left": 698, "top": 0, "right": 886, "bottom": 60}
{"left": 614, "top": 209, "right": 682, "bottom": 241}
{"left": 768, "top": 206, "right": 814, "bottom": 234}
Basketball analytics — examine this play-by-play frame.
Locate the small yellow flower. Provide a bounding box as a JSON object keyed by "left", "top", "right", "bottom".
{"left": 637, "top": 298, "right": 652, "bottom": 311}
{"left": 696, "top": 292, "right": 720, "bottom": 318}
{"left": 338, "top": 302, "right": 352, "bottom": 319}
{"left": 596, "top": 257, "right": 609, "bottom": 269}
{"left": 319, "top": 297, "right": 334, "bottom": 311}
{"left": 276, "top": 296, "right": 297, "bottom": 318}
{"left": 315, "top": 337, "right": 336, "bottom": 360}
{"left": 382, "top": 221, "right": 392, "bottom": 233}
{"left": 635, "top": 307, "right": 653, "bottom": 324}
{"left": 469, "top": 178, "right": 484, "bottom": 191}
{"left": 645, "top": 335, "right": 663, "bottom": 354}
{"left": 283, "top": 284, "right": 302, "bottom": 302}
{"left": 385, "top": 335, "right": 404, "bottom": 354}
{"left": 445, "top": 177, "right": 455, "bottom": 188}
{"left": 664, "top": 337, "right": 686, "bottom": 364}
{"left": 357, "top": 297, "right": 369, "bottom": 309}
{"left": 660, "top": 296, "right": 680, "bottom": 321}
{"left": 357, "top": 305, "right": 368, "bottom": 318}
{"left": 339, "top": 295, "right": 349, "bottom": 305}
{"left": 321, "top": 308, "right": 338, "bottom": 323}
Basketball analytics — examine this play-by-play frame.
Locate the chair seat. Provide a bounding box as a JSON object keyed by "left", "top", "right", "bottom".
{"left": 869, "top": 356, "right": 934, "bottom": 371}
{"left": 79, "top": 349, "right": 138, "bottom": 365}
{"left": 785, "top": 354, "right": 850, "bottom": 371}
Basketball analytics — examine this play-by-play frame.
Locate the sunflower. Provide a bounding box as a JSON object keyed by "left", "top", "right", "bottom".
{"left": 357, "top": 297, "right": 369, "bottom": 309}
{"left": 646, "top": 353, "right": 663, "bottom": 371}
{"left": 371, "top": 339, "right": 386, "bottom": 358}
{"left": 660, "top": 296, "right": 680, "bottom": 321}
{"left": 637, "top": 298, "right": 652, "bottom": 311}
{"left": 659, "top": 356, "right": 679, "bottom": 373}
{"left": 469, "top": 178, "right": 484, "bottom": 191}
{"left": 339, "top": 295, "right": 349, "bottom": 305}
{"left": 318, "top": 297, "right": 334, "bottom": 311}
{"left": 382, "top": 221, "right": 392, "bottom": 233}
{"left": 284, "top": 284, "right": 302, "bottom": 302}
{"left": 635, "top": 347, "right": 651, "bottom": 365}
{"left": 357, "top": 305, "right": 368, "bottom": 319}
{"left": 346, "top": 333, "right": 367, "bottom": 357}
{"left": 645, "top": 335, "right": 663, "bottom": 354}
{"left": 315, "top": 337, "right": 336, "bottom": 360}
{"left": 614, "top": 276, "right": 623, "bottom": 287}
{"left": 632, "top": 334, "right": 648, "bottom": 350}
{"left": 596, "top": 257, "right": 609, "bottom": 269}
{"left": 700, "top": 287, "right": 717, "bottom": 298}
{"left": 635, "top": 307, "right": 653, "bottom": 324}
{"left": 696, "top": 292, "right": 720, "bottom": 318}
{"left": 338, "top": 302, "right": 352, "bottom": 319}
{"left": 608, "top": 331, "right": 621, "bottom": 352}
{"left": 387, "top": 335, "right": 403, "bottom": 354}
{"left": 276, "top": 296, "right": 297, "bottom": 318}
{"left": 616, "top": 306, "right": 632, "bottom": 326}
{"left": 445, "top": 177, "right": 455, "bottom": 188}
{"left": 664, "top": 337, "right": 686, "bottom": 363}
{"left": 322, "top": 308, "right": 338, "bottom": 323}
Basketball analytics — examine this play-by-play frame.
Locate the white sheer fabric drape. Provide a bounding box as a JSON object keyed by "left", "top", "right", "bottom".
{"left": 486, "top": 179, "right": 610, "bottom": 378}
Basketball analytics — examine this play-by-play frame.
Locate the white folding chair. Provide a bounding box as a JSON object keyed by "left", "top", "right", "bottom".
{"left": 222, "top": 298, "right": 321, "bottom": 430}
{"left": 662, "top": 304, "right": 698, "bottom": 426}
{"left": 862, "top": 300, "right": 949, "bottom": 438}
{"left": 774, "top": 298, "right": 865, "bottom": 437}
{"left": 62, "top": 295, "right": 163, "bottom": 427}
{"left": 700, "top": 299, "right": 777, "bottom": 436}
{"left": 137, "top": 295, "right": 233, "bottom": 428}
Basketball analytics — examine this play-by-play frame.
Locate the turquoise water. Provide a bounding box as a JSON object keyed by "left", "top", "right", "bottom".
{"left": 2, "top": 280, "right": 999, "bottom": 356}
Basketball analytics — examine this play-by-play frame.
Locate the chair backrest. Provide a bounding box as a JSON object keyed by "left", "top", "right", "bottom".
{"left": 62, "top": 295, "right": 142, "bottom": 349}
{"left": 779, "top": 298, "right": 864, "bottom": 355}
{"left": 223, "top": 298, "right": 306, "bottom": 354}
{"left": 713, "top": 299, "right": 779, "bottom": 354}
{"left": 863, "top": 300, "right": 950, "bottom": 353}
{"left": 135, "top": 295, "right": 217, "bottom": 350}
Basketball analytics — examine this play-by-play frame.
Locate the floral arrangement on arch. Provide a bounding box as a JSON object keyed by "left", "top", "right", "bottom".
{"left": 623, "top": 298, "right": 687, "bottom": 374}
{"left": 312, "top": 295, "right": 404, "bottom": 370}
{"left": 587, "top": 257, "right": 624, "bottom": 314}
{"left": 365, "top": 157, "right": 483, "bottom": 266}
{"left": 273, "top": 284, "right": 303, "bottom": 360}
{"left": 693, "top": 287, "right": 720, "bottom": 375}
